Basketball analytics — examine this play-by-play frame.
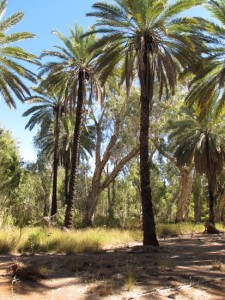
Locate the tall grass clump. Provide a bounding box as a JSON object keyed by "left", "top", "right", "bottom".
{"left": 0, "top": 227, "right": 23, "bottom": 254}
{"left": 157, "top": 223, "right": 205, "bottom": 238}
{"left": 0, "top": 227, "right": 142, "bottom": 254}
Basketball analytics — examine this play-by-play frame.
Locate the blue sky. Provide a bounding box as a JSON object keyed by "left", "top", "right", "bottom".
{"left": 0, "top": 0, "right": 212, "bottom": 162}
{"left": 0, "top": 0, "right": 98, "bottom": 161}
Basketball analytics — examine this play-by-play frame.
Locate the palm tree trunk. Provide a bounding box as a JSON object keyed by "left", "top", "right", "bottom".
{"left": 138, "top": 38, "right": 158, "bottom": 246}
{"left": 51, "top": 105, "right": 61, "bottom": 216}
{"left": 205, "top": 132, "right": 216, "bottom": 225}
{"left": 64, "top": 151, "right": 70, "bottom": 206}
{"left": 208, "top": 180, "right": 215, "bottom": 224}
{"left": 65, "top": 69, "right": 86, "bottom": 228}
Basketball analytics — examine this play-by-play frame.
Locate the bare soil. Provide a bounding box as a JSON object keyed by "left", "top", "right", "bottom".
{"left": 0, "top": 233, "right": 225, "bottom": 300}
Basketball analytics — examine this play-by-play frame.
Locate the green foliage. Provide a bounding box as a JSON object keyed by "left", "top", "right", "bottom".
{"left": 0, "top": 128, "right": 21, "bottom": 194}
{"left": 186, "top": 0, "right": 225, "bottom": 117}
{"left": 0, "top": 0, "right": 37, "bottom": 108}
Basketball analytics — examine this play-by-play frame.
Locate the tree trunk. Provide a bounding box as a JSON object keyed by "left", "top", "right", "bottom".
{"left": 193, "top": 173, "right": 202, "bottom": 222}
{"left": 83, "top": 145, "right": 139, "bottom": 226}
{"left": 43, "top": 189, "right": 51, "bottom": 217}
{"left": 108, "top": 180, "right": 116, "bottom": 220}
{"left": 65, "top": 69, "right": 86, "bottom": 228}
{"left": 51, "top": 105, "right": 61, "bottom": 216}
{"left": 205, "top": 132, "right": 216, "bottom": 225}
{"left": 64, "top": 152, "right": 70, "bottom": 206}
{"left": 175, "top": 166, "right": 193, "bottom": 223}
{"left": 216, "top": 191, "right": 225, "bottom": 222}
{"left": 208, "top": 181, "right": 215, "bottom": 224}
{"left": 138, "top": 37, "right": 158, "bottom": 246}
{"left": 83, "top": 103, "right": 139, "bottom": 227}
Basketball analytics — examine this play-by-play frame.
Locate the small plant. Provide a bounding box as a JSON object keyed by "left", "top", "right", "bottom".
{"left": 38, "top": 265, "right": 54, "bottom": 276}
{"left": 125, "top": 264, "right": 136, "bottom": 291}
{"left": 211, "top": 260, "right": 225, "bottom": 272}
{"left": 156, "top": 259, "right": 175, "bottom": 271}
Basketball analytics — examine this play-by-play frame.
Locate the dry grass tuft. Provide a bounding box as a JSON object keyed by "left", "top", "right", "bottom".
{"left": 86, "top": 283, "right": 113, "bottom": 296}
{"left": 211, "top": 260, "right": 225, "bottom": 272}
{"left": 157, "top": 223, "right": 205, "bottom": 237}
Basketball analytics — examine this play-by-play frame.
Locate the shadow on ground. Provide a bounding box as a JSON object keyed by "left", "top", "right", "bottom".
{"left": 0, "top": 233, "right": 225, "bottom": 299}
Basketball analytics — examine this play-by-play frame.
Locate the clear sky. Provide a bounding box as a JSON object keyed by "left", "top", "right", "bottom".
{"left": 0, "top": 0, "right": 98, "bottom": 162}
{"left": 0, "top": 0, "right": 212, "bottom": 162}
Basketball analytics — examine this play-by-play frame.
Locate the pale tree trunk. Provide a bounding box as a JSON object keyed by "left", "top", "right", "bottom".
{"left": 108, "top": 177, "right": 116, "bottom": 220}
{"left": 175, "top": 166, "right": 193, "bottom": 223}
{"left": 192, "top": 173, "right": 202, "bottom": 222}
{"left": 83, "top": 105, "right": 139, "bottom": 226}
{"left": 215, "top": 191, "right": 225, "bottom": 222}
{"left": 166, "top": 187, "right": 180, "bottom": 222}
{"left": 150, "top": 137, "right": 193, "bottom": 223}
{"left": 84, "top": 145, "right": 140, "bottom": 226}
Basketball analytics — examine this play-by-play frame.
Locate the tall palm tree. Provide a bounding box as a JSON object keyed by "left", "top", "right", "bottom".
{"left": 34, "top": 114, "right": 96, "bottom": 207}
{"left": 0, "top": 0, "right": 37, "bottom": 108}
{"left": 86, "top": 0, "right": 205, "bottom": 245}
{"left": 169, "top": 107, "right": 225, "bottom": 224}
{"left": 23, "top": 84, "right": 66, "bottom": 216}
{"left": 40, "top": 24, "right": 103, "bottom": 228}
{"left": 59, "top": 115, "right": 96, "bottom": 205}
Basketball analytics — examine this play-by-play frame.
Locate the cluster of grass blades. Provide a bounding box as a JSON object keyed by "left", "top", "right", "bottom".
{"left": 0, "top": 227, "right": 142, "bottom": 254}
{"left": 0, "top": 223, "right": 223, "bottom": 254}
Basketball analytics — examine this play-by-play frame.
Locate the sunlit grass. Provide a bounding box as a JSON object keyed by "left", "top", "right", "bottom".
{"left": 0, "top": 227, "right": 142, "bottom": 254}
{"left": 156, "top": 223, "right": 205, "bottom": 237}
{"left": 125, "top": 264, "right": 136, "bottom": 291}
{"left": 0, "top": 222, "right": 222, "bottom": 254}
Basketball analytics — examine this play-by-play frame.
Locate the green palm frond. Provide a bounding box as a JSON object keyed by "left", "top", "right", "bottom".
{"left": 0, "top": 0, "right": 37, "bottom": 108}
{"left": 86, "top": 0, "right": 206, "bottom": 103}
{"left": 0, "top": 12, "right": 23, "bottom": 32}
{"left": 183, "top": 0, "right": 225, "bottom": 116}
{"left": 169, "top": 106, "right": 225, "bottom": 184}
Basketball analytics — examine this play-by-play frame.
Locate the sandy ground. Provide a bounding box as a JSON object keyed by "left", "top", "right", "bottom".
{"left": 0, "top": 233, "right": 225, "bottom": 300}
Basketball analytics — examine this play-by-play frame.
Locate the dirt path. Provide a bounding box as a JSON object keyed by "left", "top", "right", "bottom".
{"left": 0, "top": 234, "right": 225, "bottom": 300}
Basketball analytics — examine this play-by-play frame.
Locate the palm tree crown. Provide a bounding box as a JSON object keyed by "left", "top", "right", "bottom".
{"left": 40, "top": 24, "right": 103, "bottom": 228}
{"left": 86, "top": 0, "right": 204, "bottom": 97}
{"left": 0, "top": 0, "right": 37, "bottom": 108}
{"left": 186, "top": 0, "right": 225, "bottom": 117}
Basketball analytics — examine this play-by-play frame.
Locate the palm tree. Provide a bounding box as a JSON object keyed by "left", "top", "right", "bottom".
{"left": 0, "top": 0, "right": 37, "bottom": 108}
{"left": 59, "top": 115, "right": 96, "bottom": 205}
{"left": 40, "top": 24, "right": 103, "bottom": 228}
{"left": 23, "top": 85, "right": 66, "bottom": 216}
{"left": 169, "top": 107, "right": 225, "bottom": 224}
{"left": 86, "top": 0, "right": 205, "bottom": 245}
{"left": 186, "top": 0, "right": 225, "bottom": 117}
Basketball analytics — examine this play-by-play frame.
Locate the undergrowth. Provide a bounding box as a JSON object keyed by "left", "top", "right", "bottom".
{"left": 0, "top": 223, "right": 222, "bottom": 254}
{"left": 0, "top": 227, "right": 141, "bottom": 254}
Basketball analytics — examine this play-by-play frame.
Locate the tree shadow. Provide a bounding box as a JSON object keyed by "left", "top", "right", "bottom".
{"left": 0, "top": 233, "right": 225, "bottom": 299}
